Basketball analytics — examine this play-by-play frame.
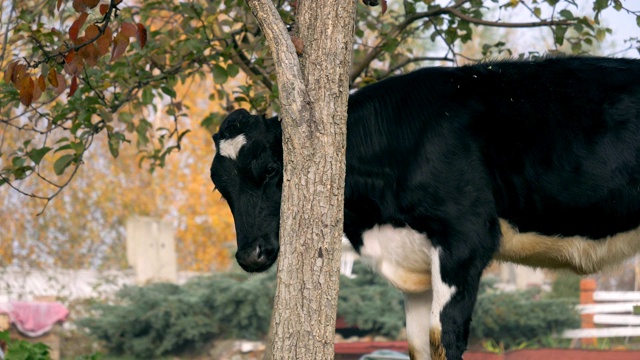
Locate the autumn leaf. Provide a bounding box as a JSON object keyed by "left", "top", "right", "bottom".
{"left": 19, "top": 76, "right": 35, "bottom": 107}
{"left": 96, "top": 27, "right": 112, "bottom": 56}
{"left": 33, "top": 80, "right": 43, "bottom": 102}
{"left": 99, "top": 4, "right": 109, "bottom": 15}
{"left": 37, "top": 75, "right": 46, "bottom": 91}
{"left": 111, "top": 32, "right": 130, "bottom": 62}
{"left": 65, "top": 50, "right": 76, "bottom": 64}
{"left": 3, "top": 61, "right": 17, "bottom": 83}
{"left": 69, "top": 76, "right": 79, "bottom": 97}
{"left": 85, "top": 24, "right": 100, "bottom": 39}
{"left": 120, "top": 22, "right": 137, "bottom": 37}
{"left": 47, "top": 67, "right": 59, "bottom": 87}
{"left": 69, "top": 12, "right": 89, "bottom": 41}
{"left": 78, "top": 43, "right": 99, "bottom": 67}
{"left": 82, "top": 0, "right": 99, "bottom": 9}
{"left": 57, "top": 0, "right": 63, "bottom": 11}
{"left": 54, "top": 74, "right": 66, "bottom": 95}
{"left": 136, "top": 23, "right": 147, "bottom": 49}
{"left": 72, "top": 0, "right": 87, "bottom": 12}
{"left": 12, "top": 63, "right": 27, "bottom": 84}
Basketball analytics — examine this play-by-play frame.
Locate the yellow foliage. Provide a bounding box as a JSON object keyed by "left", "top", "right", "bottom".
{"left": 0, "top": 80, "right": 237, "bottom": 272}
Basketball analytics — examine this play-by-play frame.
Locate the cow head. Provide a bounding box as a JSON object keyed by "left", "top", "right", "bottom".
{"left": 210, "top": 109, "right": 283, "bottom": 272}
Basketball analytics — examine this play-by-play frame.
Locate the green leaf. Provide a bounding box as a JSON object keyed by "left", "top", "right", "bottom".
{"left": 227, "top": 63, "right": 240, "bottom": 78}
{"left": 27, "top": 147, "right": 52, "bottom": 165}
{"left": 160, "top": 86, "right": 176, "bottom": 98}
{"left": 142, "top": 87, "right": 154, "bottom": 105}
{"left": 11, "top": 156, "right": 26, "bottom": 168}
{"left": 53, "top": 154, "right": 75, "bottom": 175}
{"left": 637, "top": 15, "right": 640, "bottom": 28}
{"left": 559, "top": 9, "right": 574, "bottom": 19}
{"left": 212, "top": 64, "right": 228, "bottom": 84}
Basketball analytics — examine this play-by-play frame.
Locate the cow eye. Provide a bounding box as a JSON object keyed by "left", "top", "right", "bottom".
{"left": 266, "top": 164, "right": 278, "bottom": 177}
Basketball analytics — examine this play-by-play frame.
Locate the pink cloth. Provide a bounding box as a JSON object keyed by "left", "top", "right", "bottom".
{"left": 0, "top": 302, "right": 69, "bottom": 337}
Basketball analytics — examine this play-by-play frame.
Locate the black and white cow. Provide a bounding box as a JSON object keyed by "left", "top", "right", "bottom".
{"left": 210, "top": 56, "right": 640, "bottom": 360}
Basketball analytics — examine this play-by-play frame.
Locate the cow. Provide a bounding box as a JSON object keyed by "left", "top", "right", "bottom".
{"left": 209, "top": 56, "right": 640, "bottom": 360}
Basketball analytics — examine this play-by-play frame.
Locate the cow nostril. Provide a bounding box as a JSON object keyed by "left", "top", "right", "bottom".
{"left": 254, "top": 245, "right": 264, "bottom": 262}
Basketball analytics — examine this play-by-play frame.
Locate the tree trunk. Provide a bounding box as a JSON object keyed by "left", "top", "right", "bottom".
{"left": 244, "top": 0, "right": 356, "bottom": 359}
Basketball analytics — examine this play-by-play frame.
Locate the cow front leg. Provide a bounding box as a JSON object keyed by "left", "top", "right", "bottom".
{"left": 428, "top": 224, "right": 498, "bottom": 360}
{"left": 404, "top": 290, "right": 433, "bottom": 360}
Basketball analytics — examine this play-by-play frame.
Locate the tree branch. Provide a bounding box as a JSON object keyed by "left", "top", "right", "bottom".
{"left": 244, "top": 0, "right": 308, "bottom": 124}
{"left": 350, "top": 0, "right": 576, "bottom": 83}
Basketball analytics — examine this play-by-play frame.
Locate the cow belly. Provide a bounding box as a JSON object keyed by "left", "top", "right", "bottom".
{"left": 359, "top": 224, "right": 432, "bottom": 293}
{"left": 496, "top": 218, "right": 640, "bottom": 274}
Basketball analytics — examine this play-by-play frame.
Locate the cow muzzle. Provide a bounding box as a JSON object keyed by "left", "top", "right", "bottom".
{"left": 236, "top": 238, "right": 278, "bottom": 272}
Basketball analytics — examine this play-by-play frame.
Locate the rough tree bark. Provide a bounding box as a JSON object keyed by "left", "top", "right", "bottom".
{"left": 244, "top": 0, "right": 356, "bottom": 358}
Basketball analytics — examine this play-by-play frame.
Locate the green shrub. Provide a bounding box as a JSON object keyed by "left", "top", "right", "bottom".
{"left": 470, "top": 287, "right": 580, "bottom": 349}
{"left": 78, "top": 271, "right": 276, "bottom": 358}
{"left": 0, "top": 330, "right": 51, "bottom": 360}
{"left": 337, "top": 262, "right": 404, "bottom": 336}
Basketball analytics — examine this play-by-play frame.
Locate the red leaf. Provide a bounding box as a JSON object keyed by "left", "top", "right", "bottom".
{"left": 69, "top": 12, "right": 88, "bottom": 41}
{"left": 69, "top": 76, "right": 78, "bottom": 97}
{"left": 78, "top": 43, "right": 99, "bottom": 68}
{"left": 136, "top": 23, "right": 147, "bottom": 49}
{"left": 65, "top": 50, "right": 76, "bottom": 64}
{"left": 96, "top": 27, "right": 113, "bottom": 56}
{"left": 99, "top": 4, "right": 109, "bottom": 15}
{"left": 19, "top": 76, "right": 35, "bottom": 107}
{"left": 381, "top": 0, "right": 387, "bottom": 14}
{"left": 73, "top": 0, "right": 87, "bottom": 12}
{"left": 85, "top": 24, "right": 100, "bottom": 40}
{"left": 54, "top": 74, "right": 66, "bottom": 95}
{"left": 48, "top": 68, "right": 59, "bottom": 88}
{"left": 120, "top": 22, "right": 137, "bottom": 38}
{"left": 82, "top": 0, "right": 99, "bottom": 9}
{"left": 111, "top": 33, "right": 130, "bottom": 62}
{"left": 57, "top": 0, "right": 63, "bottom": 11}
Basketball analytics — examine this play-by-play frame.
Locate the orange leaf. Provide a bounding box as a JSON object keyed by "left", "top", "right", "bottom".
{"left": 64, "top": 54, "right": 84, "bottom": 76}
{"left": 65, "top": 50, "right": 76, "bottom": 64}
{"left": 73, "top": 0, "right": 87, "bottom": 12}
{"left": 12, "top": 63, "right": 27, "bottom": 84}
{"left": 111, "top": 33, "right": 129, "bottom": 62}
{"left": 96, "top": 27, "right": 112, "bottom": 56}
{"left": 82, "top": 0, "right": 99, "bottom": 9}
{"left": 19, "top": 76, "right": 35, "bottom": 107}
{"left": 3, "top": 61, "right": 17, "bottom": 84}
{"left": 136, "top": 23, "right": 147, "bottom": 49}
{"left": 57, "top": 0, "right": 63, "bottom": 11}
{"left": 85, "top": 24, "right": 100, "bottom": 40}
{"left": 48, "top": 68, "right": 59, "bottom": 87}
{"left": 37, "top": 75, "right": 46, "bottom": 91}
{"left": 69, "top": 76, "right": 78, "bottom": 97}
{"left": 69, "top": 12, "right": 88, "bottom": 41}
{"left": 120, "top": 22, "right": 137, "bottom": 38}
{"left": 99, "top": 4, "right": 109, "bottom": 15}
{"left": 33, "top": 80, "right": 43, "bottom": 102}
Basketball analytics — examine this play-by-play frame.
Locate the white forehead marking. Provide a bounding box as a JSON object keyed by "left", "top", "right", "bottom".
{"left": 218, "top": 134, "right": 247, "bottom": 160}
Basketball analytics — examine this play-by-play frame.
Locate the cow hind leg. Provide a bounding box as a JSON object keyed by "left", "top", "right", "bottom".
{"left": 404, "top": 290, "right": 433, "bottom": 360}
{"left": 429, "top": 221, "right": 499, "bottom": 360}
